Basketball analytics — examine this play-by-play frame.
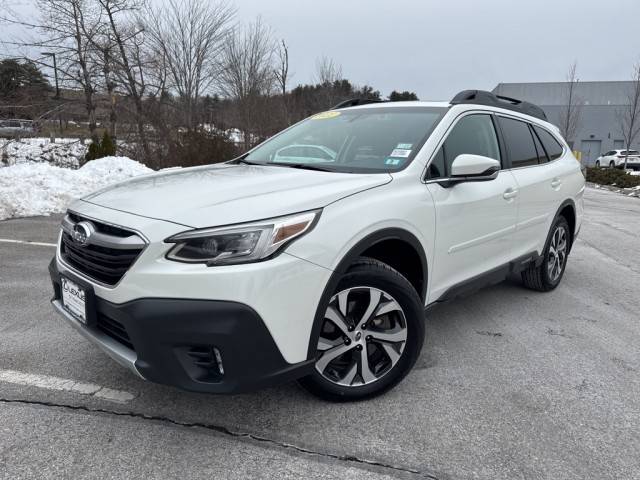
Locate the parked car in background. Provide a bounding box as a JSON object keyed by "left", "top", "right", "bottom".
{"left": 0, "top": 119, "right": 37, "bottom": 138}
{"left": 595, "top": 149, "right": 640, "bottom": 170}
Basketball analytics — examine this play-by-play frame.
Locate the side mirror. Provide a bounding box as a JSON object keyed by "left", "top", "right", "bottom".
{"left": 442, "top": 154, "right": 500, "bottom": 186}
{"left": 451, "top": 154, "right": 501, "bottom": 178}
{"left": 434, "top": 154, "right": 500, "bottom": 188}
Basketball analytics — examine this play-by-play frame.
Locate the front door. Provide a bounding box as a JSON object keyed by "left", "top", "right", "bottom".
{"left": 425, "top": 113, "right": 519, "bottom": 303}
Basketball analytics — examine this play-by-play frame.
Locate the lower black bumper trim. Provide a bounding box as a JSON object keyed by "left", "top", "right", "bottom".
{"left": 49, "top": 258, "right": 314, "bottom": 394}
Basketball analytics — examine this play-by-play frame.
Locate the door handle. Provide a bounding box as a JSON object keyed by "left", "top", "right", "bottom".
{"left": 551, "top": 178, "right": 562, "bottom": 189}
{"left": 503, "top": 188, "right": 518, "bottom": 200}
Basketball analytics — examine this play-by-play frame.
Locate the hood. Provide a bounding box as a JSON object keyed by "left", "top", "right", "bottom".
{"left": 82, "top": 163, "right": 392, "bottom": 228}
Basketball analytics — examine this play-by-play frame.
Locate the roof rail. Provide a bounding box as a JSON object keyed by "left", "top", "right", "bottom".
{"left": 331, "top": 98, "right": 386, "bottom": 110}
{"left": 450, "top": 90, "right": 548, "bottom": 121}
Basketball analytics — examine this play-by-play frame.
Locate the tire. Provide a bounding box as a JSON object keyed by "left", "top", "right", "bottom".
{"left": 521, "top": 216, "right": 571, "bottom": 292}
{"left": 299, "top": 257, "right": 425, "bottom": 402}
{"left": 595, "top": 160, "right": 600, "bottom": 168}
{"left": 609, "top": 161, "right": 616, "bottom": 168}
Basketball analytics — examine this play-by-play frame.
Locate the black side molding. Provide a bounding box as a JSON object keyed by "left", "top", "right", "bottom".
{"left": 432, "top": 252, "right": 541, "bottom": 304}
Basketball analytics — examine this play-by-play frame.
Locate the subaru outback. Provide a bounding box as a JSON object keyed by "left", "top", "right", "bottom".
{"left": 49, "top": 90, "right": 585, "bottom": 401}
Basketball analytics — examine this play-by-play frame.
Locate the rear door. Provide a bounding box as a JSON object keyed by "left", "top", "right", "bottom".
{"left": 500, "top": 117, "right": 566, "bottom": 259}
{"left": 425, "top": 113, "right": 519, "bottom": 302}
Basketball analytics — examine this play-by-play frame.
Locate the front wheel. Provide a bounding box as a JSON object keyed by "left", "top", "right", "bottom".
{"left": 521, "top": 216, "right": 571, "bottom": 292}
{"left": 299, "top": 258, "right": 424, "bottom": 401}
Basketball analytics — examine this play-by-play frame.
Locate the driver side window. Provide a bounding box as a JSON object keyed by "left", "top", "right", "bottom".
{"left": 428, "top": 114, "right": 501, "bottom": 179}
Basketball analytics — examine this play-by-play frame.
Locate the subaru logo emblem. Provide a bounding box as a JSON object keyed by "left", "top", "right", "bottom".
{"left": 72, "top": 221, "right": 94, "bottom": 247}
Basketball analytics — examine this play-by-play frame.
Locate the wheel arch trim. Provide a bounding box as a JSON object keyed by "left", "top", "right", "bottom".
{"left": 554, "top": 198, "right": 577, "bottom": 250}
{"left": 306, "top": 228, "right": 428, "bottom": 360}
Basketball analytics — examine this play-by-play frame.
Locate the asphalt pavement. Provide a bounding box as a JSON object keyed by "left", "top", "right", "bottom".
{"left": 0, "top": 187, "right": 638, "bottom": 479}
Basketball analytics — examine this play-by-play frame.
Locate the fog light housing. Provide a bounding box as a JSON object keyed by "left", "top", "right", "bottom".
{"left": 176, "top": 345, "right": 225, "bottom": 383}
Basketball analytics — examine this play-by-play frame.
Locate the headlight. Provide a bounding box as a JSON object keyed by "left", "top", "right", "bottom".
{"left": 165, "top": 210, "right": 321, "bottom": 265}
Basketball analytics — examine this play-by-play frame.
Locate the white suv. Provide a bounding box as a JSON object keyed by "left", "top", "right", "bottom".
{"left": 595, "top": 149, "right": 640, "bottom": 169}
{"left": 49, "top": 90, "right": 585, "bottom": 401}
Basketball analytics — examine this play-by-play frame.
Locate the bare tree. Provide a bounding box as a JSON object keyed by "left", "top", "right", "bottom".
{"left": 616, "top": 62, "right": 640, "bottom": 170}
{"left": 97, "top": 37, "right": 118, "bottom": 137}
{"left": 218, "top": 18, "right": 275, "bottom": 149}
{"left": 6, "top": 0, "right": 101, "bottom": 139}
{"left": 145, "top": 0, "right": 235, "bottom": 130}
{"left": 273, "top": 39, "right": 290, "bottom": 123}
{"left": 314, "top": 55, "right": 342, "bottom": 85}
{"left": 559, "top": 62, "right": 582, "bottom": 147}
{"left": 313, "top": 55, "right": 345, "bottom": 109}
{"left": 97, "top": 0, "right": 151, "bottom": 158}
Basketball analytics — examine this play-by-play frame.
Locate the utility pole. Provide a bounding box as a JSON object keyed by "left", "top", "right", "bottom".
{"left": 41, "top": 52, "right": 60, "bottom": 98}
{"left": 41, "top": 52, "right": 62, "bottom": 136}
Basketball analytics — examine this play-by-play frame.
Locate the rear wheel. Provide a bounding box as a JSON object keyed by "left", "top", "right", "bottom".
{"left": 299, "top": 258, "right": 424, "bottom": 401}
{"left": 609, "top": 160, "right": 616, "bottom": 168}
{"left": 595, "top": 160, "right": 600, "bottom": 168}
{"left": 521, "top": 216, "right": 570, "bottom": 292}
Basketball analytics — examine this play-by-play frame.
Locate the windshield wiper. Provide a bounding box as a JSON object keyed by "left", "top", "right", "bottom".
{"left": 269, "top": 162, "right": 334, "bottom": 172}
{"left": 235, "top": 158, "right": 261, "bottom": 166}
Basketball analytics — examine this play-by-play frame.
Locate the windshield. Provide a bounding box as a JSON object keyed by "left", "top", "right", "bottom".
{"left": 244, "top": 107, "right": 446, "bottom": 173}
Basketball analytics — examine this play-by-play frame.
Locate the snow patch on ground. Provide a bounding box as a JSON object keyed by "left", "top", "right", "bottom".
{"left": 0, "top": 157, "right": 152, "bottom": 220}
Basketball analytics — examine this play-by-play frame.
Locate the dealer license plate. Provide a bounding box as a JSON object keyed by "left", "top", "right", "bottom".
{"left": 61, "top": 276, "right": 87, "bottom": 324}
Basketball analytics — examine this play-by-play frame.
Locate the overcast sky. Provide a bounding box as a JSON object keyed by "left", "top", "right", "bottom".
{"left": 235, "top": 0, "right": 640, "bottom": 100}
{"left": 4, "top": 0, "right": 639, "bottom": 100}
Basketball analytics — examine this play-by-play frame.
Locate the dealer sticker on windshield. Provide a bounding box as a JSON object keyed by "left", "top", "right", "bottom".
{"left": 389, "top": 148, "right": 412, "bottom": 158}
{"left": 396, "top": 143, "right": 413, "bottom": 149}
{"left": 311, "top": 111, "right": 341, "bottom": 120}
{"left": 385, "top": 158, "right": 404, "bottom": 166}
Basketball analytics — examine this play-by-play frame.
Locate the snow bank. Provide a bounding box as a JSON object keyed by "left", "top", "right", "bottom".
{"left": 0, "top": 157, "right": 152, "bottom": 220}
{"left": 1, "top": 137, "right": 88, "bottom": 168}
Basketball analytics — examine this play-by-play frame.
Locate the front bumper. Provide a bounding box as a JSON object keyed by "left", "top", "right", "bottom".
{"left": 49, "top": 259, "right": 314, "bottom": 393}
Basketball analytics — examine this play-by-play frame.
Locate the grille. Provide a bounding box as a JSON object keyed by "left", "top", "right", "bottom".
{"left": 59, "top": 215, "right": 145, "bottom": 286}
{"left": 96, "top": 313, "right": 134, "bottom": 351}
{"left": 67, "top": 212, "right": 133, "bottom": 238}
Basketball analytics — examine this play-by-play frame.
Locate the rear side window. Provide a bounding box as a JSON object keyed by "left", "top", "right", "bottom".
{"left": 530, "top": 126, "right": 549, "bottom": 163}
{"left": 499, "top": 117, "right": 538, "bottom": 168}
{"left": 533, "top": 126, "right": 564, "bottom": 161}
{"left": 427, "top": 114, "right": 500, "bottom": 178}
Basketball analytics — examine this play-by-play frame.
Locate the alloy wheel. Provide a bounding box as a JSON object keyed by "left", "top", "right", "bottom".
{"left": 547, "top": 225, "right": 567, "bottom": 282}
{"left": 314, "top": 287, "right": 408, "bottom": 387}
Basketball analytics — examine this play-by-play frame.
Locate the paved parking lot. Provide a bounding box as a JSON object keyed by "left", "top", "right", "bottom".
{"left": 1, "top": 187, "right": 639, "bottom": 479}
